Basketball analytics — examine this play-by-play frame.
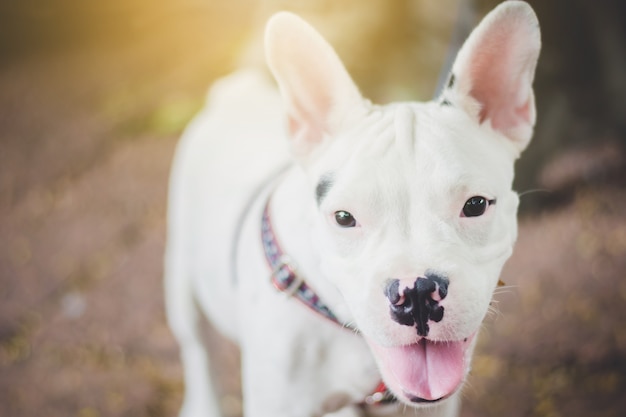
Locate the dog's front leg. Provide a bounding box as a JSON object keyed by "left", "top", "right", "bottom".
{"left": 239, "top": 325, "right": 341, "bottom": 417}
{"left": 239, "top": 346, "right": 367, "bottom": 417}
{"left": 165, "top": 252, "right": 222, "bottom": 417}
{"left": 237, "top": 293, "right": 378, "bottom": 417}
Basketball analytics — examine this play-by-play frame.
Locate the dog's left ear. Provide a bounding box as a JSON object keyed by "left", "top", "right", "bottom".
{"left": 444, "top": 1, "right": 541, "bottom": 154}
{"left": 265, "top": 12, "right": 365, "bottom": 159}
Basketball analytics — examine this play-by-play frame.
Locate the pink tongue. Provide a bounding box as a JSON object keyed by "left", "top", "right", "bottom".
{"left": 369, "top": 339, "right": 466, "bottom": 401}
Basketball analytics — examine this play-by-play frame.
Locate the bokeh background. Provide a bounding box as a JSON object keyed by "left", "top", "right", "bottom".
{"left": 1, "top": 1, "right": 625, "bottom": 416}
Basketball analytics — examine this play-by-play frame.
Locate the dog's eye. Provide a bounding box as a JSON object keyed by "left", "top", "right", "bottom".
{"left": 334, "top": 210, "right": 357, "bottom": 227}
{"left": 462, "top": 196, "right": 495, "bottom": 217}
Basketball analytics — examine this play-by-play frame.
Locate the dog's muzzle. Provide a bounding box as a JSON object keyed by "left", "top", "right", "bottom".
{"left": 384, "top": 273, "right": 449, "bottom": 337}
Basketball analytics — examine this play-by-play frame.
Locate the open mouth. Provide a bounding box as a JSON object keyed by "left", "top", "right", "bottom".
{"left": 367, "top": 334, "right": 475, "bottom": 404}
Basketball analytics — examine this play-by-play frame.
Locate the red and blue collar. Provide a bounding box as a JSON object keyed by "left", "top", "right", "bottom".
{"left": 261, "top": 197, "right": 344, "bottom": 326}
{"left": 260, "top": 196, "right": 396, "bottom": 407}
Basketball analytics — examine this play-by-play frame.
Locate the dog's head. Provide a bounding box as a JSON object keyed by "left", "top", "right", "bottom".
{"left": 266, "top": 1, "right": 540, "bottom": 406}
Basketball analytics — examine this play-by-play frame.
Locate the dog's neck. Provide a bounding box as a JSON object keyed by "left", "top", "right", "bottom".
{"left": 268, "top": 164, "right": 355, "bottom": 325}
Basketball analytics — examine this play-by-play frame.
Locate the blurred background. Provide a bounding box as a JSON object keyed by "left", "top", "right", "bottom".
{"left": 0, "top": 0, "right": 625, "bottom": 416}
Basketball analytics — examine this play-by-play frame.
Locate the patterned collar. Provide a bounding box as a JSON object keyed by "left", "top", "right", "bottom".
{"left": 260, "top": 196, "right": 397, "bottom": 407}
{"left": 261, "top": 196, "right": 344, "bottom": 325}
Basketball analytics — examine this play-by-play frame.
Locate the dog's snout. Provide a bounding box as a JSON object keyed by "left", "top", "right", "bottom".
{"left": 385, "top": 273, "right": 449, "bottom": 337}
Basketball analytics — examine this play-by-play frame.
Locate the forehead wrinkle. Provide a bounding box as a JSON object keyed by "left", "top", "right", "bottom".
{"left": 317, "top": 106, "right": 415, "bottom": 237}
{"left": 388, "top": 105, "right": 418, "bottom": 238}
{"left": 409, "top": 107, "right": 507, "bottom": 231}
{"left": 415, "top": 115, "right": 496, "bottom": 199}
{"left": 327, "top": 110, "right": 396, "bottom": 192}
{"left": 411, "top": 108, "right": 465, "bottom": 184}
{"left": 311, "top": 108, "right": 394, "bottom": 196}
{"left": 393, "top": 104, "right": 417, "bottom": 159}
{"left": 351, "top": 108, "right": 396, "bottom": 160}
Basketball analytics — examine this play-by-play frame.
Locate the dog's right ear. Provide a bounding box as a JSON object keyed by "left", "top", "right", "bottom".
{"left": 265, "top": 12, "right": 365, "bottom": 159}
{"left": 444, "top": 1, "right": 541, "bottom": 156}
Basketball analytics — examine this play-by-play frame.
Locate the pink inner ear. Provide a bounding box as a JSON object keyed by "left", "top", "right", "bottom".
{"left": 454, "top": 2, "right": 540, "bottom": 147}
{"left": 265, "top": 12, "right": 363, "bottom": 156}
{"left": 474, "top": 80, "right": 533, "bottom": 133}
{"left": 287, "top": 111, "right": 326, "bottom": 155}
{"left": 286, "top": 68, "right": 333, "bottom": 142}
{"left": 288, "top": 115, "right": 299, "bottom": 137}
{"left": 502, "top": 96, "right": 532, "bottom": 132}
{"left": 469, "top": 25, "right": 534, "bottom": 132}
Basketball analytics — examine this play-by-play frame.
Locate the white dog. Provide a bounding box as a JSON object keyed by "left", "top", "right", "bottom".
{"left": 164, "top": 2, "right": 541, "bottom": 416}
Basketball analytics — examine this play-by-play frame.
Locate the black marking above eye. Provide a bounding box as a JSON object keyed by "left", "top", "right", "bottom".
{"left": 315, "top": 173, "right": 334, "bottom": 205}
{"left": 462, "top": 196, "right": 496, "bottom": 217}
{"left": 334, "top": 211, "right": 357, "bottom": 228}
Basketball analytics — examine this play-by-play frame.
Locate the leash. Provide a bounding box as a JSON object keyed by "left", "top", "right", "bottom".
{"left": 433, "top": 0, "right": 476, "bottom": 98}
{"left": 260, "top": 195, "right": 397, "bottom": 407}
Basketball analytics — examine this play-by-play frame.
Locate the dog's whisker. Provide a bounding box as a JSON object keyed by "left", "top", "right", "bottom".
{"left": 486, "top": 305, "right": 503, "bottom": 321}
{"left": 493, "top": 285, "right": 518, "bottom": 298}
{"left": 518, "top": 188, "right": 552, "bottom": 199}
{"left": 460, "top": 376, "right": 477, "bottom": 402}
{"left": 486, "top": 297, "right": 506, "bottom": 320}
{"left": 493, "top": 290, "right": 513, "bottom": 298}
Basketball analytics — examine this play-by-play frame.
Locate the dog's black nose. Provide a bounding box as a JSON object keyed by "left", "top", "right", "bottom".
{"left": 384, "top": 273, "right": 449, "bottom": 337}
